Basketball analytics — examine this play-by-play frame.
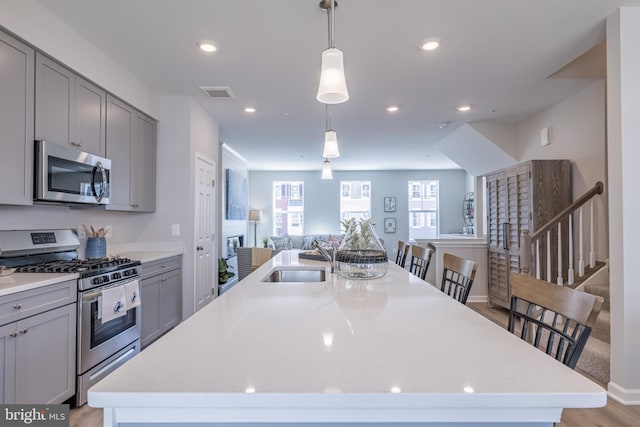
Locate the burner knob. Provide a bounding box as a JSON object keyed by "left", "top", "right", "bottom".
{"left": 92, "top": 276, "right": 102, "bottom": 285}
{"left": 112, "top": 272, "right": 122, "bottom": 280}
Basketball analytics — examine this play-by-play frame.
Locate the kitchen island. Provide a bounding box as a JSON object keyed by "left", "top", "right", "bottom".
{"left": 88, "top": 250, "right": 605, "bottom": 426}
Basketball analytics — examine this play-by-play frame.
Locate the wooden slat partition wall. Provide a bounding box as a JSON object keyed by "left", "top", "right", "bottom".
{"left": 521, "top": 181, "right": 604, "bottom": 286}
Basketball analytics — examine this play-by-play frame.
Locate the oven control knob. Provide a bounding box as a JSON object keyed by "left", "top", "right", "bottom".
{"left": 112, "top": 272, "right": 122, "bottom": 280}
{"left": 92, "top": 277, "right": 101, "bottom": 285}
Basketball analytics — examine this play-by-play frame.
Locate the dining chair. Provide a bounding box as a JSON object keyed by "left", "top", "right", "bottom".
{"left": 507, "top": 272, "right": 604, "bottom": 369}
{"left": 439, "top": 252, "right": 477, "bottom": 304}
{"left": 408, "top": 244, "right": 435, "bottom": 280}
{"left": 395, "top": 240, "right": 410, "bottom": 268}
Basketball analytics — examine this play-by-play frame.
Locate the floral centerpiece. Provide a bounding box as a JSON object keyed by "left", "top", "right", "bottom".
{"left": 335, "top": 218, "right": 388, "bottom": 279}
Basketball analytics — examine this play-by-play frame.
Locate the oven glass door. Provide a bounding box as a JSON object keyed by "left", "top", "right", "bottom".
{"left": 79, "top": 283, "right": 140, "bottom": 375}
{"left": 90, "top": 300, "right": 136, "bottom": 348}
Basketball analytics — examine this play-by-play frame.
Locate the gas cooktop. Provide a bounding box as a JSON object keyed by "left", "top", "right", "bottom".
{"left": 15, "top": 257, "right": 139, "bottom": 275}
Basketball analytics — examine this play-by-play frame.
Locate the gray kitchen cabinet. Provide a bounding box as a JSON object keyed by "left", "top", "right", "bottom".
{"left": 0, "top": 30, "right": 34, "bottom": 206}
{"left": 106, "top": 95, "right": 157, "bottom": 212}
{"left": 35, "top": 53, "right": 106, "bottom": 156}
{"left": 140, "top": 256, "right": 182, "bottom": 348}
{"left": 486, "top": 160, "right": 571, "bottom": 308}
{"left": 0, "top": 280, "right": 77, "bottom": 404}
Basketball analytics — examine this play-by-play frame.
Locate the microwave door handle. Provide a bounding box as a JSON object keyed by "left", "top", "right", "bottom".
{"left": 92, "top": 161, "right": 107, "bottom": 202}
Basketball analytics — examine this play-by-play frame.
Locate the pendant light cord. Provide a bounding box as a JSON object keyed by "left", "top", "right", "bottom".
{"left": 326, "top": 104, "right": 332, "bottom": 131}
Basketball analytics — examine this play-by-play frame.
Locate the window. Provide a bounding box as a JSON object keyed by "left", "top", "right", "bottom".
{"left": 340, "top": 181, "right": 371, "bottom": 221}
{"left": 408, "top": 180, "right": 439, "bottom": 239}
{"left": 273, "top": 181, "right": 304, "bottom": 235}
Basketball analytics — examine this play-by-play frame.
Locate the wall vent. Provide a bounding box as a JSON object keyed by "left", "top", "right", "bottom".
{"left": 199, "top": 86, "right": 236, "bottom": 99}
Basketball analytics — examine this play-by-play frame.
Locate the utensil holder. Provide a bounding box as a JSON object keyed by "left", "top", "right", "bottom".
{"left": 86, "top": 237, "right": 107, "bottom": 259}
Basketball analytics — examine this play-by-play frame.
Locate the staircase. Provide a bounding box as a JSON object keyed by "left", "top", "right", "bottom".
{"left": 577, "top": 282, "right": 610, "bottom": 384}
{"left": 519, "top": 181, "right": 610, "bottom": 384}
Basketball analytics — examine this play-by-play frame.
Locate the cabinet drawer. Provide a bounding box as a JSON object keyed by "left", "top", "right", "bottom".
{"left": 0, "top": 280, "right": 76, "bottom": 326}
{"left": 141, "top": 256, "right": 182, "bottom": 279}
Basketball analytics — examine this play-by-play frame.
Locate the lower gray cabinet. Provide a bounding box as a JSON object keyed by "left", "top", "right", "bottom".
{"left": 141, "top": 256, "right": 182, "bottom": 348}
{"left": 0, "top": 299, "right": 76, "bottom": 404}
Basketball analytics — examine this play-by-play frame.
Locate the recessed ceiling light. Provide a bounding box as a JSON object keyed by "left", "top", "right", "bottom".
{"left": 244, "top": 107, "right": 257, "bottom": 113}
{"left": 457, "top": 105, "right": 471, "bottom": 112}
{"left": 438, "top": 121, "right": 449, "bottom": 129}
{"left": 197, "top": 40, "right": 218, "bottom": 53}
{"left": 386, "top": 105, "right": 399, "bottom": 113}
{"left": 420, "top": 38, "right": 441, "bottom": 51}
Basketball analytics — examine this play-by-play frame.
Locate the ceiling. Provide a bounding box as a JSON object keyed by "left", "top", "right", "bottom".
{"left": 34, "top": 0, "right": 635, "bottom": 171}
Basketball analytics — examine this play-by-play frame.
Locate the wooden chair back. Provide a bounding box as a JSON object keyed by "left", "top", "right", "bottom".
{"left": 440, "top": 252, "right": 477, "bottom": 304}
{"left": 395, "top": 240, "right": 410, "bottom": 268}
{"left": 237, "top": 247, "right": 273, "bottom": 281}
{"left": 508, "top": 272, "right": 604, "bottom": 369}
{"left": 408, "top": 244, "right": 434, "bottom": 280}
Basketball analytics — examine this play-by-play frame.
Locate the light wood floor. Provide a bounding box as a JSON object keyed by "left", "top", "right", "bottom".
{"left": 69, "top": 303, "right": 640, "bottom": 427}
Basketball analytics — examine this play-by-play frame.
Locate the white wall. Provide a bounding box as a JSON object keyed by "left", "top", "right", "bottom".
{"left": 248, "top": 169, "right": 468, "bottom": 256}
{"left": 0, "top": 0, "right": 159, "bottom": 117}
{"left": 606, "top": 7, "right": 640, "bottom": 404}
{"left": 514, "top": 79, "right": 608, "bottom": 261}
{"left": 133, "top": 97, "right": 219, "bottom": 319}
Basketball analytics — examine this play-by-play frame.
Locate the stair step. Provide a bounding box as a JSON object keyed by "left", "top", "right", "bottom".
{"left": 577, "top": 336, "right": 610, "bottom": 384}
{"left": 584, "top": 283, "right": 610, "bottom": 311}
{"left": 592, "top": 309, "right": 610, "bottom": 344}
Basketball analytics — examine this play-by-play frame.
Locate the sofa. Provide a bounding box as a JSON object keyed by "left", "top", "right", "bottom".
{"left": 268, "top": 233, "right": 344, "bottom": 251}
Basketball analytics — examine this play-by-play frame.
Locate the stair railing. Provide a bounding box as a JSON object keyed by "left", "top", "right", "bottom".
{"left": 521, "top": 181, "right": 604, "bottom": 286}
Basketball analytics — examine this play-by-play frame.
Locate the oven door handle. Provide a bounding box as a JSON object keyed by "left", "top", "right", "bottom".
{"left": 91, "top": 161, "right": 107, "bottom": 203}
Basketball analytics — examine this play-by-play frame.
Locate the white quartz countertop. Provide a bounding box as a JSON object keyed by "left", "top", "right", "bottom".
{"left": 0, "top": 272, "right": 78, "bottom": 296}
{"left": 88, "top": 250, "right": 605, "bottom": 424}
{"left": 109, "top": 250, "right": 183, "bottom": 264}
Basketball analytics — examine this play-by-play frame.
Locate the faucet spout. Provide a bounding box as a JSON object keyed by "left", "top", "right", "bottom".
{"left": 312, "top": 240, "right": 335, "bottom": 273}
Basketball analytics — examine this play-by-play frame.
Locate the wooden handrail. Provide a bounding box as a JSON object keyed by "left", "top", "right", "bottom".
{"left": 530, "top": 181, "right": 603, "bottom": 240}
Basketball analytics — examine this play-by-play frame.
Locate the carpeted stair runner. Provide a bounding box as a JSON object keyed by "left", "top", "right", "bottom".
{"left": 576, "top": 283, "right": 610, "bottom": 384}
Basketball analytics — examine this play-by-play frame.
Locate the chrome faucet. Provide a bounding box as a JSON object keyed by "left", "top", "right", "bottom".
{"left": 312, "top": 240, "right": 335, "bottom": 273}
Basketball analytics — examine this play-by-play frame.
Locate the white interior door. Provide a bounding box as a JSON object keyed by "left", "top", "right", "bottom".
{"left": 195, "top": 154, "right": 216, "bottom": 311}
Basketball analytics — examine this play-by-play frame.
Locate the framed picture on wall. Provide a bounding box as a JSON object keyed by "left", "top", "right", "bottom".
{"left": 384, "top": 218, "right": 396, "bottom": 233}
{"left": 384, "top": 196, "right": 396, "bottom": 212}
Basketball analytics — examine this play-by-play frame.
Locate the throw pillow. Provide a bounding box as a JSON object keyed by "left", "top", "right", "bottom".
{"left": 289, "top": 235, "right": 305, "bottom": 249}
{"left": 270, "top": 235, "right": 291, "bottom": 250}
{"left": 302, "top": 235, "right": 319, "bottom": 250}
{"left": 328, "top": 234, "right": 343, "bottom": 248}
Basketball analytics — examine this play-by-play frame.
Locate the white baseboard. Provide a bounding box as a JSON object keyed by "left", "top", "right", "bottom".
{"left": 467, "top": 295, "right": 488, "bottom": 304}
{"left": 608, "top": 381, "right": 640, "bottom": 405}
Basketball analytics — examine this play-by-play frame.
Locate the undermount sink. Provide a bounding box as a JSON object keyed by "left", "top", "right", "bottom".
{"left": 262, "top": 267, "right": 327, "bottom": 283}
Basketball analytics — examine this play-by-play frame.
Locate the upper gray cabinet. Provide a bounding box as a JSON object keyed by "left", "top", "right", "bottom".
{"left": 106, "top": 95, "right": 156, "bottom": 212}
{"left": 0, "top": 31, "right": 34, "bottom": 206}
{"left": 35, "top": 53, "right": 106, "bottom": 156}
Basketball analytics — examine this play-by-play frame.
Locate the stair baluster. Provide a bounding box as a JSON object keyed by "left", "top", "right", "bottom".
{"left": 520, "top": 181, "right": 604, "bottom": 288}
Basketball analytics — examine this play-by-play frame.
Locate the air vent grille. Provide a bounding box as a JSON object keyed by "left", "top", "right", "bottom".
{"left": 199, "top": 86, "right": 236, "bottom": 99}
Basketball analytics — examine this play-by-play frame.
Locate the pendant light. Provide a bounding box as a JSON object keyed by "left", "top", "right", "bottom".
{"left": 317, "top": 0, "right": 349, "bottom": 104}
{"left": 322, "top": 104, "right": 340, "bottom": 158}
{"left": 321, "top": 159, "right": 333, "bottom": 180}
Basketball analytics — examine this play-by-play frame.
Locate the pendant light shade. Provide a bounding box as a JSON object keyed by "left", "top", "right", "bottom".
{"left": 323, "top": 130, "right": 340, "bottom": 158}
{"left": 321, "top": 159, "right": 333, "bottom": 180}
{"left": 317, "top": 48, "right": 349, "bottom": 104}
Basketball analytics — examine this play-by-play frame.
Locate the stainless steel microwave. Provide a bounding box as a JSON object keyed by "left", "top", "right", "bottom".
{"left": 35, "top": 140, "right": 111, "bottom": 205}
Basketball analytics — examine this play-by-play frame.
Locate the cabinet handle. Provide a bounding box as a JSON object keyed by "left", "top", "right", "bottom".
{"left": 130, "top": 204, "right": 139, "bottom": 208}
{"left": 161, "top": 264, "right": 166, "bottom": 268}
{"left": 70, "top": 141, "right": 82, "bottom": 148}
{"left": 13, "top": 303, "right": 22, "bottom": 309}
{"left": 9, "top": 331, "right": 18, "bottom": 338}
{"left": 503, "top": 222, "right": 509, "bottom": 251}
{"left": 161, "top": 277, "right": 168, "bottom": 282}
{"left": 20, "top": 328, "right": 28, "bottom": 334}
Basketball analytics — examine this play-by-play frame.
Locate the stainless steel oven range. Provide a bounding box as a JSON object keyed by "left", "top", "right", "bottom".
{"left": 0, "top": 229, "right": 141, "bottom": 406}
